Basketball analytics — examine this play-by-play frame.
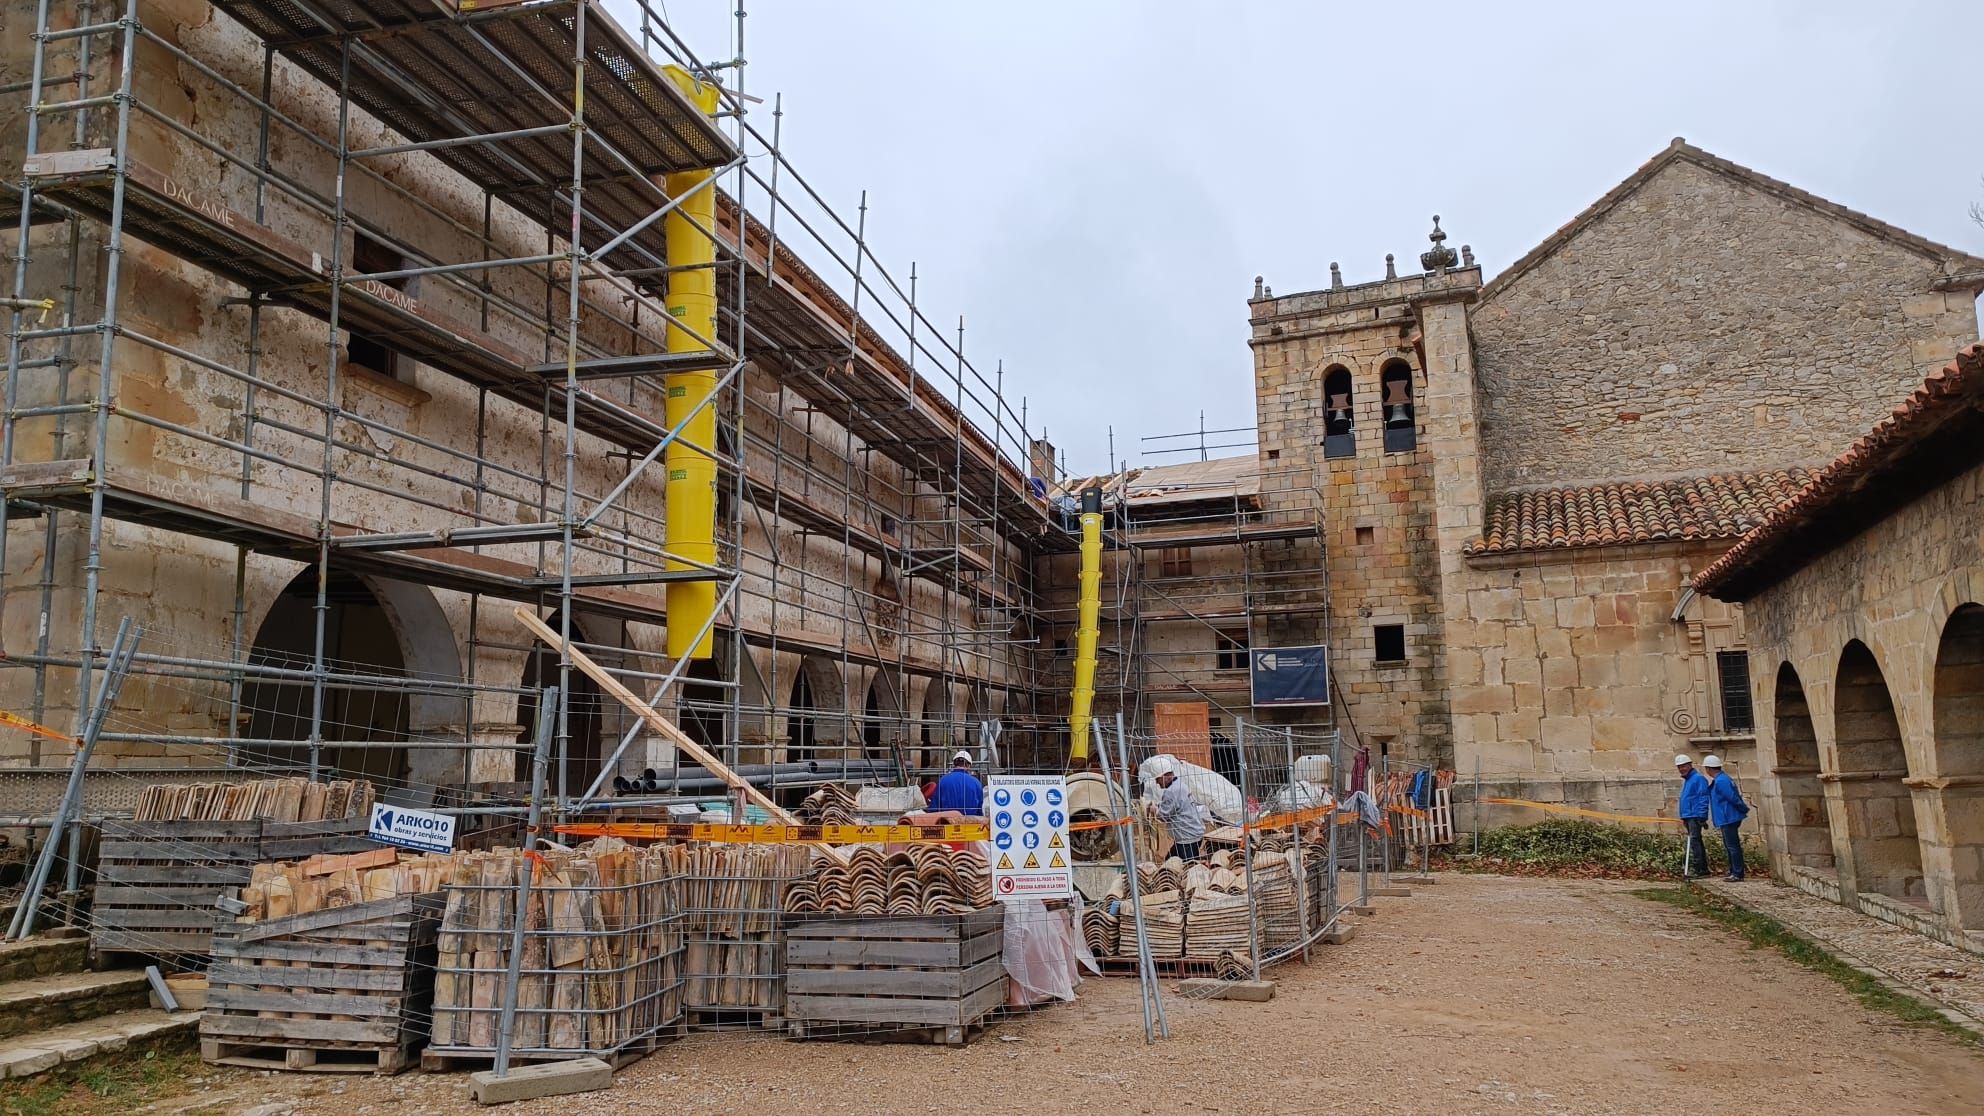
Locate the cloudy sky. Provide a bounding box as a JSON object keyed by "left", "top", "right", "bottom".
{"left": 620, "top": 0, "right": 1984, "bottom": 477}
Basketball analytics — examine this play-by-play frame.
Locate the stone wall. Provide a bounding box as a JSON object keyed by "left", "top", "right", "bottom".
{"left": 1472, "top": 155, "right": 1981, "bottom": 492}
{"left": 1740, "top": 458, "right": 1984, "bottom": 949}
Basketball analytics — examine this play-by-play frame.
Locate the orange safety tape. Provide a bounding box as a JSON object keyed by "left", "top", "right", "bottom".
{"left": 553, "top": 820, "right": 991, "bottom": 845}
{"left": 1069, "top": 815, "right": 1134, "bottom": 832}
{"left": 1482, "top": 797, "right": 1681, "bottom": 826}
{"left": 0, "top": 708, "right": 76, "bottom": 744}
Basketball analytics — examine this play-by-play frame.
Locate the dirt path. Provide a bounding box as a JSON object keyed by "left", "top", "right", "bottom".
{"left": 139, "top": 876, "right": 1984, "bottom": 1116}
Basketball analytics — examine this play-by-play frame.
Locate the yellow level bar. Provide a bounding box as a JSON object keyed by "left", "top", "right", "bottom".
{"left": 554, "top": 821, "right": 990, "bottom": 845}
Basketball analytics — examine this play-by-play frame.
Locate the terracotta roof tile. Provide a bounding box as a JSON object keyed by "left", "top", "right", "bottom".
{"left": 1464, "top": 468, "right": 1817, "bottom": 557}
{"left": 1693, "top": 344, "right": 1984, "bottom": 599}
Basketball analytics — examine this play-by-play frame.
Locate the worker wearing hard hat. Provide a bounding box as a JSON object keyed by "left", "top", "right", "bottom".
{"left": 1703, "top": 755, "right": 1750, "bottom": 881}
{"left": 930, "top": 750, "right": 985, "bottom": 816}
{"left": 1153, "top": 769, "right": 1207, "bottom": 862}
{"left": 1675, "top": 754, "right": 1711, "bottom": 878}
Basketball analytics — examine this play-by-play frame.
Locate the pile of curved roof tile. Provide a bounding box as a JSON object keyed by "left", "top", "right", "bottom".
{"left": 784, "top": 845, "right": 992, "bottom": 916}
{"left": 796, "top": 783, "right": 859, "bottom": 826}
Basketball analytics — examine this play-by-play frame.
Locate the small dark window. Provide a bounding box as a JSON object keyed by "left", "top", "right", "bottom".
{"left": 1322, "top": 366, "right": 1355, "bottom": 459}
{"left": 1717, "top": 650, "right": 1754, "bottom": 733}
{"left": 1355, "top": 525, "right": 1375, "bottom": 546}
{"left": 1158, "top": 547, "right": 1193, "bottom": 578}
{"left": 1215, "top": 629, "right": 1248, "bottom": 671}
{"left": 1054, "top": 637, "right": 1068, "bottom": 658}
{"left": 347, "top": 234, "right": 410, "bottom": 382}
{"left": 1381, "top": 360, "right": 1416, "bottom": 453}
{"left": 1374, "top": 624, "right": 1405, "bottom": 663}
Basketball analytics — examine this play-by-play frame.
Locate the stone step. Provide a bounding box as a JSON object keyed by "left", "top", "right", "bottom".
{"left": 0, "top": 969, "right": 152, "bottom": 1039}
{"left": 0, "top": 1009, "right": 200, "bottom": 1080}
{"left": 0, "top": 936, "right": 88, "bottom": 982}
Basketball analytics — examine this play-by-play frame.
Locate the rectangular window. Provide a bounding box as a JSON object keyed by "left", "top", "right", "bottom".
{"left": 1355, "top": 525, "right": 1375, "bottom": 547}
{"left": 1215, "top": 629, "right": 1248, "bottom": 671}
{"left": 347, "top": 234, "right": 411, "bottom": 383}
{"left": 1158, "top": 547, "right": 1193, "bottom": 578}
{"left": 1373, "top": 624, "right": 1405, "bottom": 663}
{"left": 1717, "top": 650, "right": 1754, "bottom": 734}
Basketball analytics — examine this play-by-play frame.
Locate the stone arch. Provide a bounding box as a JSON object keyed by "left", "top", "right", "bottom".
{"left": 1769, "top": 662, "right": 1834, "bottom": 872}
{"left": 783, "top": 655, "right": 844, "bottom": 762}
{"left": 1833, "top": 640, "right": 1927, "bottom": 904}
{"left": 1322, "top": 365, "right": 1355, "bottom": 457}
{"left": 861, "top": 670, "right": 906, "bottom": 759}
{"left": 1932, "top": 603, "right": 1984, "bottom": 929}
{"left": 919, "top": 677, "right": 954, "bottom": 771}
{"left": 241, "top": 570, "right": 465, "bottom": 802}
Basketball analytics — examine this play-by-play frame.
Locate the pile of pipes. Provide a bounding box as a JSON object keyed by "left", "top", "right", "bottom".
{"left": 431, "top": 839, "right": 687, "bottom": 1055}
{"left": 784, "top": 845, "right": 993, "bottom": 916}
{"left": 795, "top": 784, "right": 858, "bottom": 826}
{"left": 134, "top": 778, "right": 375, "bottom": 823}
{"left": 608, "top": 762, "right": 894, "bottom": 797}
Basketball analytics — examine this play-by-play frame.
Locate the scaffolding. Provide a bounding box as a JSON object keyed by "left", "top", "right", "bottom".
{"left": 0, "top": 0, "right": 1059, "bottom": 829}
{"left": 1037, "top": 435, "right": 1333, "bottom": 760}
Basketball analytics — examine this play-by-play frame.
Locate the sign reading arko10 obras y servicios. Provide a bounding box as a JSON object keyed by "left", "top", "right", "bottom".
{"left": 986, "top": 774, "right": 1072, "bottom": 900}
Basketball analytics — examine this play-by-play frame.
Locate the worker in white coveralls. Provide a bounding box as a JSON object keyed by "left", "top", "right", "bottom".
{"left": 1153, "top": 768, "right": 1206, "bottom": 862}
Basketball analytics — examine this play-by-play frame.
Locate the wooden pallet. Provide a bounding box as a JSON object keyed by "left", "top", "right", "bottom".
{"left": 685, "top": 1006, "right": 782, "bottom": 1032}
{"left": 1093, "top": 954, "right": 1222, "bottom": 979}
{"left": 421, "top": 1028, "right": 675, "bottom": 1074}
{"left": 200, "top": 1038, "right": 413, "bottom": 1075}
{"left": 92, "top": 817, "right": 373, "bottom": 961}
{"left": 200, "top": 893, "right": 441, "bottom": 1075}
{"left": 783, "top": 907, "right": 1006, "bottom": 1045}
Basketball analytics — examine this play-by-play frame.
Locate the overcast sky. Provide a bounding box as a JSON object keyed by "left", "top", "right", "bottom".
{"left": 620, "top": 0, "right": 1984, "bottom": 477}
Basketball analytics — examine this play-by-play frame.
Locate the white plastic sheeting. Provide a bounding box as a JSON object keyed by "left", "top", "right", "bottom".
{"left": 1138, "top": 753, "right": 1244, "bottom": 824}
{"left": 1000, "top": 896, "right": 1092, "bottom": 1006}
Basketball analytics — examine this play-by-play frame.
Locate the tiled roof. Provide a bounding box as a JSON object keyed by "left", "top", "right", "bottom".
{"left": 1465, "top": 469, "right": 1816, "bottom": 557}
{"left": 1694, "top": 344, "right": 1984, "bottom": 600}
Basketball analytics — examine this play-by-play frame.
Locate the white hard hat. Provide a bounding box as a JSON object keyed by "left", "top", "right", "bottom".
{"left": 1702, "top": 755, "right": 1723, "bottom": 769}
{"left": 1674, "top": 753, "right": 1693, "bottom": 767}
{"left": 952, "top": 750, "right": 973, "bottom": 764}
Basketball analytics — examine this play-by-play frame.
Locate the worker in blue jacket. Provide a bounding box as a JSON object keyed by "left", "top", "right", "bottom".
{"left": 1675, "top": 753, "right": 1711, "bottom": 878}
{"left": 930, "top": 750, "right": 985, "bottom": 816}
{"left": 1703, "top": 754, "right": 1749, "bottom": 881}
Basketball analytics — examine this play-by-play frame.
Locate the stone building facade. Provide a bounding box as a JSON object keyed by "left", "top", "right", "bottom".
{"left": 1697, "top": 345, "right": 1984, "bottom": 952}
{"left": 1245, "top": 140, "right": 1983, "bottom": 818}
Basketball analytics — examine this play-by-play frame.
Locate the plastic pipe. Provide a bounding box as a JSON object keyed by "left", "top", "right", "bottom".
{"left": 1068, "top": 486, "right": 1104, "bottom": 759}
{"left": 660, "top": 65, "right": 721, "bottom": 659}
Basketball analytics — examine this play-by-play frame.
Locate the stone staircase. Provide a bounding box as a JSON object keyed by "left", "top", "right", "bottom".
{"left": 0, "top": 936, "right": 201, "bottom": 1081}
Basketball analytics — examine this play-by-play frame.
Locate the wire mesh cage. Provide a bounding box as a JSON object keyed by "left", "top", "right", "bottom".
{"left": 429, "top": 843, "right": 687, "bottom": 1065}
{"left": 677, "top": 844, "right": 810, "bottom": 1026}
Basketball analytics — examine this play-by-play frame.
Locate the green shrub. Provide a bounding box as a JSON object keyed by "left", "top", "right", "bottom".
{"left": 1450, "top": 819, "right": 1770, "bottom": 879}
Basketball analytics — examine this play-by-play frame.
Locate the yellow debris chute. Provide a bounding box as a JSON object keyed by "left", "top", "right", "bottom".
{"left": 1068, "top": 487, "right": 1104, "bottom": 761}
{"left": 660, "top": 65, "right": 721, "bottom": 660}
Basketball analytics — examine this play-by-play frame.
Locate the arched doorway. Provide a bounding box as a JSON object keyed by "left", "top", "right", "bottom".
{"left": 1932, "top": 604, "right": 1984, "bottom": 929}
{"left": 241, "top": 569, "right": 410, "bottom": 785}
{"left": 516, "top": 612, "right": 627, "bottom": 801}
{"left": 681, "top": 651, "right": 728, "bottom": 755}
{"left": 1834, "top": 640, "right": 1926, "bottom": 905}
{"left": 920, "top": 678, "right": 953, "bottom": 773}
{"left": 862, "top": 672, "right": 904, "bottom": 761}
{"left": 1771, "top": 663, "right": 1834, "bottom": 872}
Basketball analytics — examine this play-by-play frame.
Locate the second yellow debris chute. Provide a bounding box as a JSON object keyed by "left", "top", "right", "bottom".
{"left": 1068, "top": 487, "right": 1104, "bottom": 760}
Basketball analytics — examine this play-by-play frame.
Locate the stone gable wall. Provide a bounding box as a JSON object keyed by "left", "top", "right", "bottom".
{"left": 1471, "top": 158, "right": 1979, "bottom": 492}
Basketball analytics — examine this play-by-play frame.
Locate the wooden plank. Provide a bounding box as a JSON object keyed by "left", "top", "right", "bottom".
{"left": 89, "top": 930, "right": 212, "bottom": 953}
{"left": 93, "top": 885, "right": 240, "bottom": 907}
{"left": 93, "top": 908, "right": 222, "bottom": 928}
{"left": 102, "top": 819, "right": 264, "bottom": 839}
{"left": 787, "top": 937, "right": 961, "bottom": 969}
{"left": 217, "top": 922, "right": 419, "bottom": 949}
{"left": 207, "top": 963, "right": 410, "bottom": 994}
{"left": 99, "top": 841, "right": 261, "bottom": 861}
{"left": 210, "top": 940, "right": 408, "bottom": 968}
{"left": 224, "top": 894, "right": 418, "bottom": 943}
{"left": 199, "top": 1014, "right": 401, "bottom": 1044}
{"left": 99, "top": 863, "right": 254, "bottom": 885}
{"left": 786, "top": 955, "right": 1004, "bottom": 1000}
{"left": 206, "top": 987, "right": 406, "bottom": 1018}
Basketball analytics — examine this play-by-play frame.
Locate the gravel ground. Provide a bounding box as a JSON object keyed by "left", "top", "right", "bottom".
{"left": 139, "top": 875, "right": 1984, "bottom": 1116}
{"left": 1698, "top": 876, "right": 1984, "bottom": 1024}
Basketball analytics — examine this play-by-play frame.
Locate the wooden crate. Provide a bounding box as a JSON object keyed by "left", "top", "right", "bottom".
{"left": 784, "top": 907, "right": 1006, "bottom": 1045}
{"left": 201, "top": 893, "right": 442, "bottom": 1075}
{"left": 92, "top": 818, "right": 373, "bottom": 960}
{"left": 92, "top": 819, "right": 261, "bottom": 957}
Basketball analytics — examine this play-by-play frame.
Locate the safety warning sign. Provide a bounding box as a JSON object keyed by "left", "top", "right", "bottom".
{"left": 987, "top": 774, "right": 1072, "bottom": 899}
